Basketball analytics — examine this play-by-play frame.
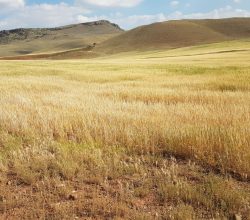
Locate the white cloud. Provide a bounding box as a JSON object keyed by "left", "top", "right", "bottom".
{"left": 76, "top": 15, "right": 107, "bottom": 23}
{"left": 80, "top": 0, "right": 143, "bottom": 7}
{"left": 173, "top": 6, "right": 250, "bottom": 20}
{"left": 0, "top": 0, "right": 25, "bottom": 12}
{"left": 113, "top": 13, "right": 166, "bottom": 28}
{"left": 0, "top": 0, "right": 25, "bottom": 8}
{"left": 0, "top": 3, "right": 250, "bottom": 31}
{"left": 75, "top": 13, "right": 167, "bottom": 29}
{"left": 170, "top": 1, "right": 179, "bottom": 7}
{"left": 110, "top": 6, "right": 250, "bottom": 29}
{"left": 0, "top": 3, "right": 90, "bottom": 30}
{"left": 233, "top": 0, "right": 241, "bottom": 3}
{"left": 111, "top": 6, "right": 250, "bottom": 29}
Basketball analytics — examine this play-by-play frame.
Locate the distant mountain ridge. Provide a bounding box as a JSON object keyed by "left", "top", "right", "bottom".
{"left": 1, "top": 17, "right": 250, "bottom": 58}
{"left": 0, "top": 20, "right": 123, "bottom": 44}
{"left": 0, "top": 20, "right": 123, "bottom": 57}
{"left": 96, "top": 17, "right": 250, "bottom": 54}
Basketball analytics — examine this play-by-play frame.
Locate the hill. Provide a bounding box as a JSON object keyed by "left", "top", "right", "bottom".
{"left": 2, "top": 17, "right": 250, "bottom": 59}
{"left": 0, "top": 20, "right": 123, "bottom": 57}
{"left": 96, "top": 18, "right": 250, "bottom": 54}
{"left": 0, "top": 46, "right": 99, "bottom": 60}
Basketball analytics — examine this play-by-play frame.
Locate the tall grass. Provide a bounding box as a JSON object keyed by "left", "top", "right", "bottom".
{"left": 0, "top": 54, "right": 249, "bottom": 218}
{"left": 0, "top": 61, "right": 249, "bottom": 179}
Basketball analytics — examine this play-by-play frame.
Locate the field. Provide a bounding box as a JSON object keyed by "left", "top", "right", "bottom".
{"left": 0, "top": 41, "right": 250, "bottom": 219}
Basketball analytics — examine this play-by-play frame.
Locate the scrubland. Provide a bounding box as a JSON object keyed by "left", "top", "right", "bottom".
{"left": 0, "top": 45, "right": 249, "bottom": 219}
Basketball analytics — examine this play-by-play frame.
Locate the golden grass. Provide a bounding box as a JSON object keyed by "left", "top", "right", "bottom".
{"left": 0, "top": 46, "right": 249, "bottom": 218}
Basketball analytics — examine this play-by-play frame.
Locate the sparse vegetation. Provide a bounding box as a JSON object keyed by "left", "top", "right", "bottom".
{"left": 0, "top": 43, "right": 249, "bottom": 219}
{"left": 96, "top": 18, "right": 250, "bottom": 54}
{"left": 0, "top": 20, "right": 123, "bottom": 57}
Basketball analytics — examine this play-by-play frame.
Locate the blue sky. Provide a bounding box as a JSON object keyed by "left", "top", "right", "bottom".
{"left": 0, "top": 0, "right": 249, "bottom": 30}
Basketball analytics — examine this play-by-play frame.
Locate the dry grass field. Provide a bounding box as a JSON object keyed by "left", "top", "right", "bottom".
{"left": 0, "top": 41, "right": 249, "bottom": 219}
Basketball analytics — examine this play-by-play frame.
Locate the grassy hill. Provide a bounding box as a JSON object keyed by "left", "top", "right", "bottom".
{"left": 3, "top": 38, "right": 249, "bottom": 61}
{"left": 2, "top": 17, "right": 250, "bottom": 59}
{"left": 96, "top": 17, "right": 250, "bottom": 54}
{"left": 101, "top": 39, "right": 250, "bottom": 65}
{"left": 0, "top": 20, "right": 123, "bottom": 57}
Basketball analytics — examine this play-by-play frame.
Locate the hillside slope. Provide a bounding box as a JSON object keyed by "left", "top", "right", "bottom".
{"left": 0, "top": 20, "right": 123, "bottom": 57}
{"left": 96, "top": 18, "right": 250, "bottom": 54}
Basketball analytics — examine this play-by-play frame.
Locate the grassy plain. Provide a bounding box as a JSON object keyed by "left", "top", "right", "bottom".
{"left": 0, "top": 41, "right": 249, "bottom": 219}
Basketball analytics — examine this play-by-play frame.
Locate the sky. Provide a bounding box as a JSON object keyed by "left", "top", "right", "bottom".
{"left": 0, "top": 0, "right": 250, "bottom": 30}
